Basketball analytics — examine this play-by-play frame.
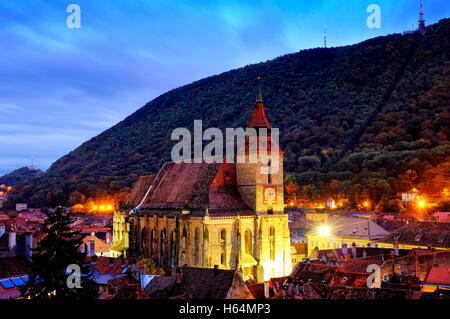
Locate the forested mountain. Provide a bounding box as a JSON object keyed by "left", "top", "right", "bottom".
{"left": 0, "top": 167, "right": 44, "bottom": 187}
{"left": 7, "top": 19, "right": 449, "bottom": 209}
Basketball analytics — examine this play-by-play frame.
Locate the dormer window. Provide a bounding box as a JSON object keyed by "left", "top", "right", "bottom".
{"left": 352, "top": 228, "right": 358, "bottom": 234}
{"left": 439, "top": 233, "right": 447, "bottom": 244}
{"left": 415, "top": 232, "right": 425, "bottom": 242}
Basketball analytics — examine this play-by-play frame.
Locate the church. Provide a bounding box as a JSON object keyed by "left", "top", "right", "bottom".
{"left": 111, "top": 87, "right": 292, "bottom": 283}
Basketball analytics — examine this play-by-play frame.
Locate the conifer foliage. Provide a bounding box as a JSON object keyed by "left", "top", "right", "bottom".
{"left": 21, "top": 196, "right": 98, "bottom": 299}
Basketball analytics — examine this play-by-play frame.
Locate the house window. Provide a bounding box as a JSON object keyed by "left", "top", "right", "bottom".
{"left": 89, "top": 240, "right": 95, "bottom": 256}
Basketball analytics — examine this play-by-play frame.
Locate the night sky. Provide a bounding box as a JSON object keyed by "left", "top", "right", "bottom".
{"left": 0, "top": 0, "right": 449, "bottom": 175}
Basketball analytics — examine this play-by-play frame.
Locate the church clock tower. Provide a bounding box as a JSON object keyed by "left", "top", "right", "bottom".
{"left": 236, "top": 85, "right": 284, "bottom": 214}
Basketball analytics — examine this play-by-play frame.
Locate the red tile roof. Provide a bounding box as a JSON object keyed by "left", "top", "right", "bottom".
{"left": 91, "top": 257, "right": 131, "bottom": 275}
{"left": 246, "top": 283, "right": 265, "bottom": 299}
{"left": 290, "top": 262, "right": 338, "bottom": 284}
{"left": 337, "top": 256, "right": 386, "bottom": 273}
{"left": 377, "top": 221, "right": 450, "bottom": 248}
{"left": 424, "top": 266, "right": 450, "bottom": 286}
{"left": 329, "top": 271, "right": 370, "bottom": 288}
{"left": 0, "top": 256, "right": 30, "bottom": 278}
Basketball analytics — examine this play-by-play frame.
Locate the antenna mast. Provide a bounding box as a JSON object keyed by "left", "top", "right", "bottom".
{"left": 418, "top": 0, "right": 426, "bottom": 35}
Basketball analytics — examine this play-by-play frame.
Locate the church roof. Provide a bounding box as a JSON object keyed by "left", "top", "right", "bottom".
{"left": 125, "top": 175, "right": 154, "bottom": 207}
{"left": 139, "top": 161, "right": 253, "bottom": 216}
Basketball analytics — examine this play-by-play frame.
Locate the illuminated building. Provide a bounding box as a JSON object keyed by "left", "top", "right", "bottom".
{"left": 111, "top": 86, "right": 291, "bottom": 283}
{"left": 306, "top": 217, "right": 390, "bottom": 257}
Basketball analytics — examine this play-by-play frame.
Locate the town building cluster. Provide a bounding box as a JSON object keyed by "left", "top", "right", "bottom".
{"left": 0, "top": 86, "right": 448, "bottom": 299}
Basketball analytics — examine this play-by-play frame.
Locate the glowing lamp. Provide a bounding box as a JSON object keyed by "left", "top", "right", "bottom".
{"left": 318, "top": 226, "right": 330, "bottom": 237}
{"left": 364, "top": 201, "right": 369, "bottom": 207}
{"left": 418, "top": 201, "right": 425, "bottom": 207}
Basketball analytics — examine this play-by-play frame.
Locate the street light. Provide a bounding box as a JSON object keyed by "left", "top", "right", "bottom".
{"left": 318, "top": 226, "right": 330, "bottom": 237}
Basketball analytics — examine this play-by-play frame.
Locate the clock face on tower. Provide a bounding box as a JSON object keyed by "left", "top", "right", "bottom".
{"left": 263, "top": 186, "right": 277, "bottom": 205}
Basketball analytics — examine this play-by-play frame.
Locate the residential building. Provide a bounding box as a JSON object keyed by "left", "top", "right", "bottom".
{"left": 306, "top": 217, "right": 390, "bottom": 257}
{"left": 143, "top": 265, "right": 253, "bottom": 299}
{"left": 377, "top": 221, "right": 450, "bottom": 251}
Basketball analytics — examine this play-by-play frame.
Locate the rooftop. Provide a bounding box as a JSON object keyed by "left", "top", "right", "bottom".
{"left": 377, "top": 221, "right": 450, "bottom": 248}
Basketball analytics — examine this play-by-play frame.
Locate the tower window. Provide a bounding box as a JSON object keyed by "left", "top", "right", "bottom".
{"left": 268, "top": 158, "right": 272, "bottom": 184}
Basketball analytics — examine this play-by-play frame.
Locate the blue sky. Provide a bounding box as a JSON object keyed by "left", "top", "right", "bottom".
{"left": 0, "top": 0, "right": 449, "bottom": 175}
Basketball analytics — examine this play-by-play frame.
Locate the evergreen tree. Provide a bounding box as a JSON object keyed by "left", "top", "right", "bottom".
{"left": 21, "top": 197, "right": 98, "bottom": 299}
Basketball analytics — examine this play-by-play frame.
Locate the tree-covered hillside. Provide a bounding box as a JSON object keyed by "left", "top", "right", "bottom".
{"left": 7, "top": 19, "right": 450, "bottom": 209}
{"left": 0, "top": 167, "right": 44, "bottom": 187}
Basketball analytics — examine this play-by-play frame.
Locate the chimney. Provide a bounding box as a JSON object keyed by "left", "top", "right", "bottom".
{"left": 106, "top": 232, "right": 112, "bottom": 244}
{"left": 87, "top": 240, "right": 95, "bottom": 257}
{"left": 351, "top": 243, "right": 357, "bottom": 258}
{"left": 393, "top": 240, "right": 399, "bottom": 256}
{"left": 25, "top": 233, "right": 33, "bottom": 261}
{"left": 393, "top": 264, "right": 401, "bottom": 276}
{"left": 213, "top": 264, "right": 219, "bottom": 276}
{"left": 341, "top": 243, "right": 348, "bottom": 256}
{"left": 8, "top": 231, "right": 17, "bottom": 252}
{"left": 264, "top": 281, "right": 270, "bottom": 299}
{"left": 175, "top": 268, "right": 182, "bottom": 284}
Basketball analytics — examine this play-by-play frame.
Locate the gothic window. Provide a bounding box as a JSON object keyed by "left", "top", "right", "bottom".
{"left": 220, "top": 229, "right": 226, "bottom": 244}
{"left": 269, "top": 226, "right": 275, "bottom": 261}
{"left": 268, "top": 157, "right": 272, "bottom": 184}
{"left": 150, "top": 229, "right": 154, "bottom": 257}
{"left": 245, "top": 230, "right": 252, "bottom": 255}
{"left": 182, "top": 226, "right": 188, "bottom": 252}
{"left": 194, "top": 227, "right": 200, "bottom": 265}
{"left": 220, "top": 229, "right": 226, "bottom": 267}
{"left": 129, "top": 219, "right": 136, "bottom": 253}
{"left": 160, "top": 229, "right": 166, "bottom": 264}
{"left": 141, "top": 227, "right": 147, "bottom": 255}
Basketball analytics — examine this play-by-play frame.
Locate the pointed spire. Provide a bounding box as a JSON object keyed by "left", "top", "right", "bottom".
{"left": 255, "top": 77, "right": 263, "bottom": 103}
{"left": 248, "top": 77, "right": 271, "bottom": 128}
